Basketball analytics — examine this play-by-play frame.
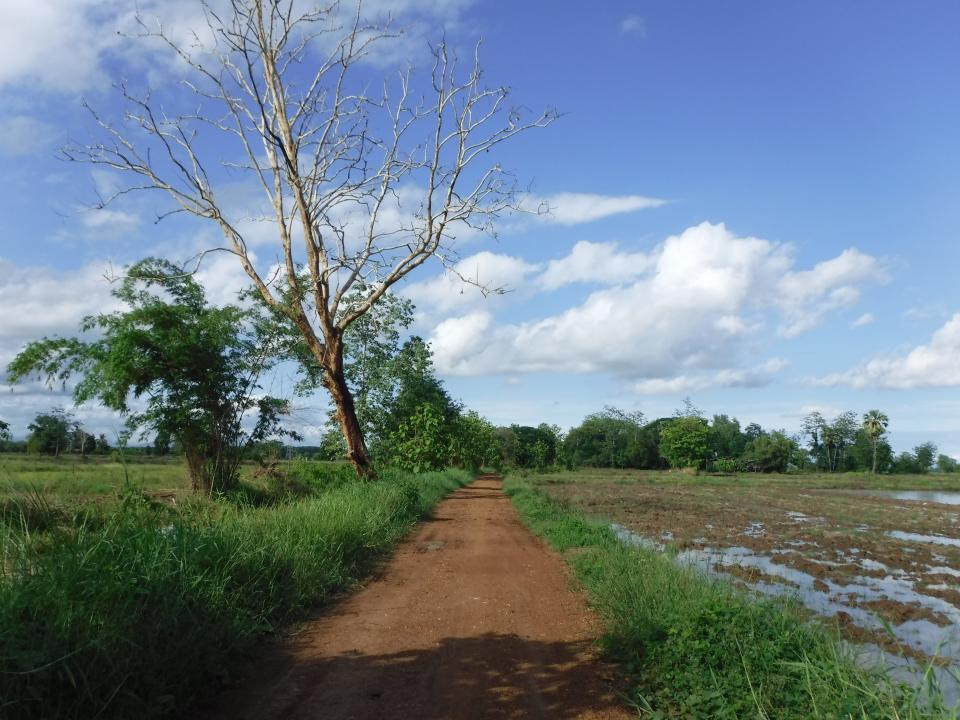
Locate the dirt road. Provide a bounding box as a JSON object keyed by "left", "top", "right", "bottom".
{"left": 205, "top": 475, "right": 630, "bottom": 719}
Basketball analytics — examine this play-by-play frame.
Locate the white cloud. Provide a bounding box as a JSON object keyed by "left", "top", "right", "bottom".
{"left": 632, "top": 359, "right": 788, "bottom": 395}
{"left": 815, "top": 313, "right": 960, "bottom": 389}
{"left": 0, "top": 115, "right": 58, "bottom": 157}
{"left": 0, "top": 258, "right": 120, "bottom": 379}
{"left": 521, "top": 192, "right": 667, "bottom": 225}
{"left": 0, "top": 259, "right": 117, "bottom": 340}
{"left": 620, "top": 16, "right": 647, "bottom": 37}
{"left": 81, "top": 208, "right": 141, "bottom": 232}
{"left": 428, "top": 222, "right": 881, "bottom": 382}
{"left": 777, "top": 248, "right": 887, "bottom": 337}
{"left": 429, "top": 311, "right": 494, "bottom": 374}
{"left": 402, "top": 251, "right": 541, "bottom": 316}
{"left": 851, "top": 312, "right": 874, "bottom": 328}
{"left": 533, "top": 193, "right": 666, "bottom": 225}
{"left": 0, "top": 0, "right": 476, "bottom": 94}
{"left": 192, "top": 250, "right": 258, "bottom": 308}
{"left": 0, "top": 1, "right": 119, "bottom": 92}
{"left": 539, "top": 241, "right": 653, "bottom": 290}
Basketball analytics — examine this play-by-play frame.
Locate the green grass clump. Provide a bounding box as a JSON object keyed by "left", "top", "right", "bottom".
{"left": 0, "top": 468, "right": 469, "bottom": 720}
{"left": 504, "top": 475, "right": 956, "bottom": 719}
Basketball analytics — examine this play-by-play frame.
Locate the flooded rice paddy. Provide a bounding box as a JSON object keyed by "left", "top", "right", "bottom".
{"left": 544, "top": 473, "right": 960, "bottom": 699}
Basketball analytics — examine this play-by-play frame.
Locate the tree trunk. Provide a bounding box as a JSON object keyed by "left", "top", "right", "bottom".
{"left": 184, "top": 444, "right": 209, "bottom": 493}
{"left": 324, "top": 343, "right": 376, "bottom": 480}
{"left": 872, "top": 439, "right": 878, "bottom": 474}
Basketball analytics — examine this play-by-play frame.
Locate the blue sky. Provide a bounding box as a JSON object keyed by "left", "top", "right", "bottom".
{"left": 1, "top": 1, "right": 959, "bottom": 454}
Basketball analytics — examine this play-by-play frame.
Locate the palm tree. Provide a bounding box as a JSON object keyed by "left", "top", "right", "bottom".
{"left": 862, "top": 410, "right": 890, "bottom": 474}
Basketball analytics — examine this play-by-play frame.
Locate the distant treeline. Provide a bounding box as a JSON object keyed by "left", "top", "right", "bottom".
{"left": 2, "top": 402, "right": 952, "bottom": 475}
{"left": 556, "top": 404, "right": 953, "bottom": 474}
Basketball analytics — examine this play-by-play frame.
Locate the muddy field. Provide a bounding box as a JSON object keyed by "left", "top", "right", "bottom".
{"left": 539, "top": 470, "right": 960, "bottom": 679}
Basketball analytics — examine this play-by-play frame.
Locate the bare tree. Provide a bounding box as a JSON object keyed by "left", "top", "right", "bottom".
{"left": 64, "top": 0, "right": 557, "bottom": 478}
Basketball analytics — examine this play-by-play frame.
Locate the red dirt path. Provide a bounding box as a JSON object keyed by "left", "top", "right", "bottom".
{"left": 204, "top": 475, "right": 631, "bottom": 719}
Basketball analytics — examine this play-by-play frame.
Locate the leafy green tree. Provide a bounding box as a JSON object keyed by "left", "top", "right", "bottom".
{"left": 803, "top": 411, "right": 858, "bottom": 472}
{"left": 26, "top": 409, "right": 73, "bottom": 456}
{"left": 938, "top": 454, "right": 959, "bottom": 473}
{"left": 849, "top": 429, "right": 892, "bottom": 473}
{"left": 743, "top": 423, "right": 765, "bottom": 442}
{"left": 829, "top": 412, "right": 859, "bottom": 472}
{"left": 564, "top": 407, "right": 646, "bottom": 468}
{"left": 316, "top": 430, "right": 347, "bottom": 461}
{"left": 892, "top": 451, "right": 922, "bottom": 474}
{"left": 801, "top": 411, "right": 826, "bottom": 469}
{"left": 741, "top": 430, "right": 798, "bottom": 473}
{"left": 264, "top": 287, "right": 421, "bottom": 444}
{"left": 862, "top": 410, "right": 890, "bottom": 474}
{"left": 494, "top": 427, "right": 520, "bottom": 468}
{"left": 95, "top": 434, "right": 111, "bottom": 455}
{"left": 914, "top": 442, "right": 938, "bottom": 473}
{"left": 379, "top": 341, "right": 461, "bottom": 441}
{"left": 387, "top": 404, "right": 450, "bottom": 473}
{"left": 0, "top": 419, "right": 11, "bottom": 444}
{"left": 152, "top": 431, "right": 172, "bottom": 456}
{"left": 510, "top": 425, "right": 560, "bottom": 469}
{"left": 530, "top": 440, "right": 550, "bottom": 470}
{"left": 71, "top": 426, "right": 96, "bottom": 457}
{"left": 9, "top": 258, "right": 295, "bottom": 492}
{"left": 451, "top": 411, "right": 499, "bottom": 472}
{"left": 660, "top": 416, "right": 711, "bottom": 469}
{"left": 708, "top": 414, "right": 746, "bottom": 459}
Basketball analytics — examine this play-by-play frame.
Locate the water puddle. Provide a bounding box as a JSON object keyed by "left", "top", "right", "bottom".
{"left": 845, "top": 490, "right": 960, "bottom": 506}
{"left": 610, "top": 523, "right": 663, "bottom": 551}
{"left": 928, "top": 566, "right": 960, "bottom": 578}
{"left": 610, "top": 522, "right": 960, "bottom": 703}
{"left": 888, "top": 531, "right": 960, "bottom": 548}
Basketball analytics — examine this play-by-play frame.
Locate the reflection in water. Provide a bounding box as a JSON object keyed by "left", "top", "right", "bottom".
{"left": 610, "top": 522, "right": 960, "bottom": 705}
{"left": 888, "top": 530, "right": 960, "bottom": 548}
{"left": 844, "top": 490, "right": 960, "bottom": 505}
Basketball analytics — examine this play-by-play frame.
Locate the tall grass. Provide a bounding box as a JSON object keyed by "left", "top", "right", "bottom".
{"left": 0, "top": 468, "right": 470, "bottom": 720}
{"left": 504, "top": 474, "right": 957, "bottom": 719}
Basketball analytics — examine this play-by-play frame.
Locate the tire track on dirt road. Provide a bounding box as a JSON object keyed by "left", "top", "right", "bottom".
{"left": 204, "top": 475, "right": 631, "bottom": 719}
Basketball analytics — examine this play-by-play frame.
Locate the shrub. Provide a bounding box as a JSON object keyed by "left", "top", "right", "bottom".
{"left": 712, "top": 458, "right": 743, "bottom": 474}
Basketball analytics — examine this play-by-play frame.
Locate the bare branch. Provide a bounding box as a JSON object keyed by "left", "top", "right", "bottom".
{"left": 66, "top": 0, "right": 556, "bottom": 476}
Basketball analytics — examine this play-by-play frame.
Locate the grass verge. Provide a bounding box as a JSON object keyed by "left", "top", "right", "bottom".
{"left": 0, "top": 468, "right": 470, "bottom": 720}
{"left": 504, "top": 474, "right": 956, "bottom": 719}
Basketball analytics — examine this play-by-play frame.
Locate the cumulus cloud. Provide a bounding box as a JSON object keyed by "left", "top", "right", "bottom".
{"left": 815, "top": 313, "right": 960, "bottom": 389}
{"left": 427, "top": 222, "right": 882, "bottom": 382}
{"left": 777, "top": 248, "right": 887, "bottom": 337}
{"left": 538, "top": 241, "right": 653, "bottom": 290}
{"left": 0, "top": 258, "right": 121, "bottom": 435}
{"left": 402, "top": 251, "right": 541, "bottom": 316}
{"left": 192, "top": 250, "right": 259, "bottom": 308}
{"left": 0, "top": 258, "right": 119, "bottom": 363}
{"left": 0, "top": 1, "right": 119, "bottom": 92}
{"left": 632, "top": 359, "right": 788, "bottom": 395}
{"left": 533, "top": 192, "right": 666, "bottom": 225}
{"left": 0, "top": 0, "right": 476, "bottom": 94}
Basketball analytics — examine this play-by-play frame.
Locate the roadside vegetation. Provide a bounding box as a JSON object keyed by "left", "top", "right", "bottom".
{"left": 506, "top": 474, "right": 957, "bottom": 719}
{"left": 0, "top": 463, "right": 470, "bottom": 720}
